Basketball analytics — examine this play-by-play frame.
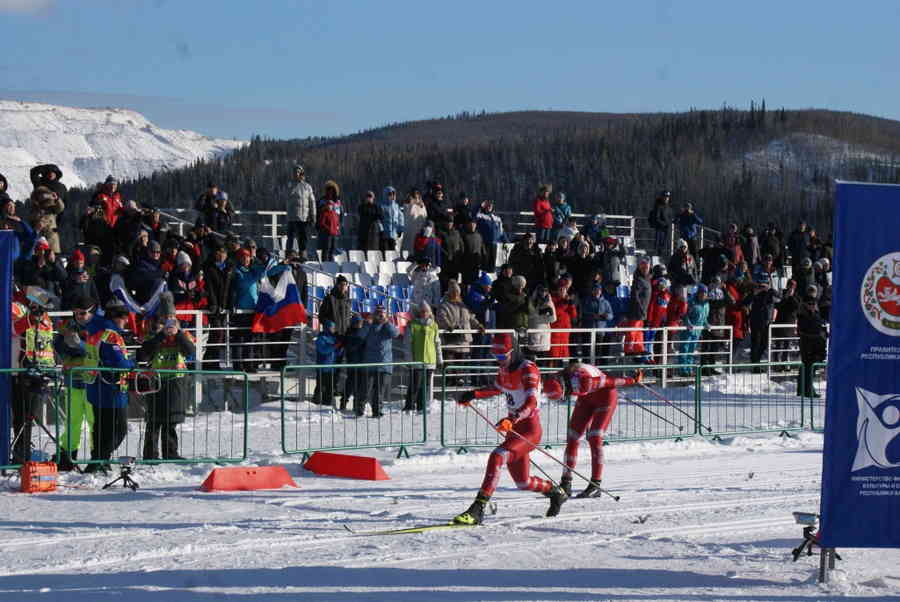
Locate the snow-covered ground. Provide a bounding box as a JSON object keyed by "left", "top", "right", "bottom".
{"left": 0, "top": 100, "right": 244, "bottom": 199}
{"left": 1, "top": 387, "right": 898, "bottom": 601}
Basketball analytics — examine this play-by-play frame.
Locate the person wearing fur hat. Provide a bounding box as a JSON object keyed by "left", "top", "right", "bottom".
{"left": 29, "top": 164, "right": 68, "bottom": 228}
{"left": 405, "top": 302, "right": 442, "bottom": 412}
{"left": 137, "top": 292, "right": 195, "bottom": 460}
{"left": 528, "top": 283, "right": 557, "bottom": 356}
{"left": 402, "top": 188, "right": 428, "bottom": 257}
{"left": 27, "top": 185, "right": 65, "bottom": 254}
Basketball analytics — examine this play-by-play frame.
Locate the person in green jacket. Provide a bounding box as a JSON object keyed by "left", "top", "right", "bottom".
{"left": 404, "top": 302, "right": 443, "bottom": 412}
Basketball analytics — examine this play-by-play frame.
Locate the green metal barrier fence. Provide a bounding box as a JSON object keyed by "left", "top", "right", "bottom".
{"left": 606, "top": 364, "right": 699, "bottom": 441}
{"left": 1, "top": 367, "right": 64, "bottom": 470}
{"left": 698, "top": 362, "right": 806, "bottom": 437}
{"left": 806, "top": 362, "right": 827, "bottom": 432}
{"left": 66, "top": 367, "right": 249, "bottom": 468}
{"left": 280, "top": 362, "right": 429, "bottom": 458}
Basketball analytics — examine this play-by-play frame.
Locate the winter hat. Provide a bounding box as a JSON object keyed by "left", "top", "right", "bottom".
{"left": 148, "top": 240, "right": 162, "bottom": 252}
{"left": 113, "top": 255, "right": 130, "bottom": 267}
{"left": 243, "top": 238, "right": 257, "bottom": 249}
{"left": 384, "top": 185, "right": 396, "bottom": 195}
{"left": 476, "top": 273, "right": 493, "bottom": 288}
{"left": 294, "top": 164, "right": 305, "bottom": 174}
{"left": 695, "top": 284, "right": 708, "bottom": 295}
{"left": 104, "top": 298, "right": 129, "bottom": 319}
{"left": 176, "top": 251, "right": 192, "bottom": 268}
{"left": 447, "top": 279, "right": 462, "bottom": 299}
{"left": 322, "top": 320, "right": 335, "bottom": 332}
{"left": 544, "top": 378, "right": 563, "bottom": 402}
{"left": 71, "top": 249, "right": 85, "bottom": 263}
{"left": 657, "top": 278, "right": 671, "bottom": 290}
{"left": 511, "top": 275, "right": 527, "bottom": 290}
{"left": 350, "top": 315, "right": 363, "bottom": 327}
{"left": 35, "top": 237, "right": 50, "bottom": 251}
{"left": 105, "top": 175, "right": 118, "bottom": 185}
{"left": 215, "top": 191, "right": 229, "bottom": 202}
{"left": 237, "top": 248, "right": 252, "bottom": 259}
{"left": 676, "top": 238, "right": 688, "bottom": 249}
{"left": 335, "top": 274, "right": 349, "bottom": 285}
{"left": 158, "top": 292, "right": 176, "bottom": 317}
{"left": 801, "top": 257, "right": 813, "bottom": 269}
{"left": 557, "top": 192, "right": 566, "bottom": 202}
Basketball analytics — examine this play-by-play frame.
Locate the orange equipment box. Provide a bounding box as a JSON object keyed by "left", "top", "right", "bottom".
{"left": 20, "top": 461, "right": 58, "bottom": 493}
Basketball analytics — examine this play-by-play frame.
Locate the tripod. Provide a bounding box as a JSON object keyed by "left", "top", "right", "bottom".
{"left": 102, "top": 464, "right": 140, "bottom": 491}
{"left": 10, "top": 415, "right": 58, "bottom": 464}
{"left": 791, "top": 525, "right": 841, "bottom": 562}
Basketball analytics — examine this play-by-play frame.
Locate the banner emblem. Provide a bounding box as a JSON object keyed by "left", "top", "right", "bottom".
{"left": 860, "top": 251, "right": 900, "bottom": 336}
{"left": 852, "top": 387, "right": 900, "bottom": 471}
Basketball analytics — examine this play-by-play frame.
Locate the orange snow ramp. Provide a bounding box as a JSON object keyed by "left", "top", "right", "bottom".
{"left": 303, "top": 451, "right": 390, "bottom": 480}
{"left": 200, "top": 466, "right": 298, "bottom": 492}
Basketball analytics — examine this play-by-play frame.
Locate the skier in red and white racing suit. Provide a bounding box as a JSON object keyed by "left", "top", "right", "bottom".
{"left": 453, "top": 334, "right": 568, "bottom": 524}
{"left": 545, "top": 360, "right": 642, "bottom": 498}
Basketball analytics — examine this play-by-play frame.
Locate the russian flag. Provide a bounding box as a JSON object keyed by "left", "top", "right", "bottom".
{"left": 251, "top": 270, "right": 307, "bottom": 333}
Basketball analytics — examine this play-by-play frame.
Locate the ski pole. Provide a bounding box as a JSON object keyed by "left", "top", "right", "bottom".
{"left": 619, "top": 392, "right": 683, "bottom": 431}
{"left": 465, "top": 403, "right": 620, "bottom": 502}
{"left": 637, "top": 381, "right": 712, "bottom": 433}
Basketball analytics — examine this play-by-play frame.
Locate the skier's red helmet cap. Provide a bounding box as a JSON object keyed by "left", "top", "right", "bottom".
{"left": 491, "top": 334, "right": 513, "bottom": 362}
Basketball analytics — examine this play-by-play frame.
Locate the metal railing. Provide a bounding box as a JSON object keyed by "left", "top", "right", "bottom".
{"left": 280, "top": 362, "right": 429, "bottom": 458}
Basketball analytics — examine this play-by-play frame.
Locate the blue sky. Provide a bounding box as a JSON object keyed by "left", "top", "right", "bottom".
{"left": 1, "top": 0, "right": 898, "bottom": 140}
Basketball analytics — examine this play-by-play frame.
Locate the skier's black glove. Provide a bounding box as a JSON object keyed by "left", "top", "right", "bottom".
{"left": 457, "top": 391, "right": 476, "bottom": 406}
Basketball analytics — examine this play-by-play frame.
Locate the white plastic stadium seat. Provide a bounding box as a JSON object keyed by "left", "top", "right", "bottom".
{"left": 383, "top": 250, "right": 399, "bottom": 262}
{"left": 314, "top": 272, "right": 334, "bottom": 288}
{"left": 378, "top": 261, "right": 396, "bottom": 275}
{"left": 363, "top": 261, "right": 379, "bottom": 275}
{"left": 366, "top": 250, "right": 384, "bottom": 263}
{"left": 336, "top": 272, "right": 355, "bottom": 285}
{"left": 333, "top": 251, "right": 348, "bottom": 263}
{"left": 354, "top": 272, "right": 373, "bottom": 287}
{"left": 377, "top": 273, "right": 393, "bottom": 287}
{"left": 348, "top": 250, "right": 366, "bottom": 264}
{"left": 395, "top": 261, "right": 412, "bottom": 274}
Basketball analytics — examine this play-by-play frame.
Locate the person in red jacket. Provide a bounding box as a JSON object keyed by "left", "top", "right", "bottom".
{"left": 550, "top": 279, "right": 578, "bottom": 365}
{"left": 545, "top": 360, "right": 642, "bottom": 498}
{"left": 665, "top": 285, "right": 688, "bottom": 364}
{"left": 454, "top": 334, "right": 568, "bottom": 524}
{"left": 533, "top": 184, "right": 554, "bottom": 244}
{"left": 645, "top": 277, "right": 671, "bottom": 363}
{"left": 94, "top": 176, "right": 123, "bottom": 228}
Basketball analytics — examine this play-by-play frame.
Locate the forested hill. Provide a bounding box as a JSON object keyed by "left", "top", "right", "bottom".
{"left": 79, "top": 104, "right": 900, "bottom": 234}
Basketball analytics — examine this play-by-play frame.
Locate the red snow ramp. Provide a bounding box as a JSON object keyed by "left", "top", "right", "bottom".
{"left": 303, "top": 451, "right": 390, "bottom": 481}
{"left": 200, "top": 466, "right": 298, "bottom": 492}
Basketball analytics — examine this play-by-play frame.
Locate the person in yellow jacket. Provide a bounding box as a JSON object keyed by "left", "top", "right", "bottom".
{"left": 137, "top": 294, "right": 195, "bottom": 460}
{"left": 11, "top": 288, "right": 56, "bottom": 464}
{"left": 53, "top": 295, "right": 102, "bottom": 471}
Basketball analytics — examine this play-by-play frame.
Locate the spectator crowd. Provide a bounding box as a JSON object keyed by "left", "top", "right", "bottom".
{"left": 3, "top": 163, "right": 832, "bottom": 468}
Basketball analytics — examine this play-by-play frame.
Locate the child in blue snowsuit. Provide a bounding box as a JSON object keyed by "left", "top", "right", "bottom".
{"left": 677, "top": 285, "right": 710, "bottom": 375}
{"left": 314, "top": 320, "right": 342, "bottom": 405}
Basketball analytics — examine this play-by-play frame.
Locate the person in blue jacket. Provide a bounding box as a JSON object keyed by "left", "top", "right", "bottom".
{"left": 83, "top": 299, "right": 135, "bottom": 473}
{"left": 601, "top": 279, "right": 630, "bottom": 365}
{"left": 675, "top": 202, "right": 703, "bottom": 255}
{"left": 313, "top": 320, "right": 342, "bottom": 406}
{"left": 357, "top": 305, "right": 399, "bottom": 417}
{"left": 227, "top": 249, "right": 288, "bottom": 372}
{"left": 378, "top": 186, "right": 405, "bottom": 252}
{"left": 475, "top": 200, "right": 507, "bottom": 273}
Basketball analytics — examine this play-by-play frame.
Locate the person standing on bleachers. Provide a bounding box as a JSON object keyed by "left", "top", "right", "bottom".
{"left": 379, "top": 186, "right": 405, "bottom": 253}
{"left": 408, "top": 256, "right": 442, "bottom": 315}
{"left": 533, "top": 184, "right": 553, "bottom": 245}
{"left": 675, "top": 202, "right": 703, "bottom": 256}
{"left": 402, "top": 189, "right": 428, "bottom": 258}
{"left": 459, "top": 219, "right": 487, "bottom": 288}
{"left": 551, "top": 192, "right": 572, "bottom": 244}
{"left": 286, "top": 164, "right": 315, "bottom": 255}
{"left": 357, "top": 190, "right": 383, "bottom": 252}
{"left": 475, "top": 200, "right": 506, "bottom": 273}
{"left": 317, "top": 181, "right": 342, "bottom": 262}
{"left": 202, "top": 242, "right": 233, "bottom": 368}
{"left": 439, "top": 222, "right": 463, "bottom": 294}
{"left": 648, "top": 190, "right": 672, "bottom": 257}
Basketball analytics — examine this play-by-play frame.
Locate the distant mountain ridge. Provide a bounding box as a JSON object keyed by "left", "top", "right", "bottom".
{"left": 0, "top": 99, "right": 244, "bottom": 199}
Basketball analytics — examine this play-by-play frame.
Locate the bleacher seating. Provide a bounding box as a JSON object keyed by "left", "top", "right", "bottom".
{"left": 366, "top": 250, "right": 384, "bottom": 263}
{"left": 395, "top": 261, "right": 412, "bottom": 274}
{"left": 383, "top": 250, "right": 399, "bottom": 262}
{"left": 333, "top": 251, "right": 348, "bottom": 263}
{"left": 378, "top": 261, "right": 396, "bottom": 274}
{"left": 320, "top": 261, "right": 339, "bottom": 274}
{"left": 340, "top": 262, "right": 361, "bottom": 273}
{"left": 348, "top": 250, "right": 366, "bottom": 264}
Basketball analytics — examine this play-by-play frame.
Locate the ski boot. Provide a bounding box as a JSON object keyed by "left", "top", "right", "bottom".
{"left": 575, "top": 479, "right": 603, "bottom": 498}
{"left": 560, "top": 476, "right": 572, "bottom": 497}
{"left": 453, "top": 494, "right": 490, "bottom": 525}
{"left": 545, "top": 485, "right": 568, "bottom": 517}
{"left": 56, "top": 450, "right": 76, "bottom": 472}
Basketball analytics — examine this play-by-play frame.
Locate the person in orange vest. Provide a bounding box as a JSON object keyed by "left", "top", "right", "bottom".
{"left": 137, "top": 293, "right": 195, "bottom": 461}
{"left": 83, "top": 298, "right": 135, "bottom": 473}
{"left": 11, "top": 287, "right": 56, "bottom": 464}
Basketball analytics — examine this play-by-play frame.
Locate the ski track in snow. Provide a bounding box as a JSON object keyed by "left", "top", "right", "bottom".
{"left": 1, "top": 408, "right": 898, "bottom": 601}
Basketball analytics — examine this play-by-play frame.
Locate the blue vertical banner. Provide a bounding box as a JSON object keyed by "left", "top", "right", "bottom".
{"left": 0, "top": 231, "right": 13, "bottom": 465}
{"left": 820, "top": 181, "right": 900, "bottom": 548}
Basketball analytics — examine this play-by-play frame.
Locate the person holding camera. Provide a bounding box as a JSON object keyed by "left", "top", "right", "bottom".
{"left": 29, "top": 164, "right": 67, "bottom": 230}
{"left": 137, "top": 294, "right": 195, "bottom": 460}
{"left": 83, "top": 299, "right": 135, "bottom": 473}
{"left": 11, "top": 288, "right": 56, "bottom": 464}
{"left": 527, "top": 284, "right": 557, "bottom": 356}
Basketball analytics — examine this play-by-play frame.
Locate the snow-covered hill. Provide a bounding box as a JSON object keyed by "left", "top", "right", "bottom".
{"left": 0, "top": 100, "right": 245, "bottom": 199}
